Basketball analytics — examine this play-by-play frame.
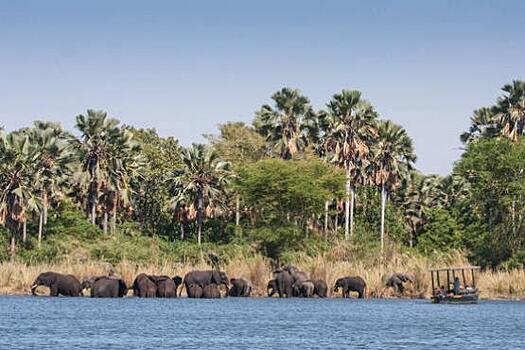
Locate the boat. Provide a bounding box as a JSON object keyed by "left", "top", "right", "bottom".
{"left": 429, "top": 266, "right": 480, "bottom": 304}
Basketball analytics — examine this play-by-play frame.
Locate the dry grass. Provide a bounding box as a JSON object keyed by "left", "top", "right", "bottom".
{"left": 2, "top": 248, "right": 525, "bottom": 299}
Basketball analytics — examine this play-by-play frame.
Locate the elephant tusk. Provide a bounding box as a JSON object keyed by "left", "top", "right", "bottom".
{"left": 31, "top": 284, "right": 38, "bottom": 295}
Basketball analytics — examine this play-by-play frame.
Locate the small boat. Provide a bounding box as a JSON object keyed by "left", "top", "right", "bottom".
{"left": 429, "top": 266, "right": 480, "bottom": 304}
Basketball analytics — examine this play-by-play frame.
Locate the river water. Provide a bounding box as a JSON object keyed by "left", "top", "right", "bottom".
{"left": 1, "top": 296, "right": 523, "bottom": 349}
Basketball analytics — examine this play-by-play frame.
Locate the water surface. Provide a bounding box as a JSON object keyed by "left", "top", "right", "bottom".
{"left": 1, "top": 296, "right": 523, "bottom": 349}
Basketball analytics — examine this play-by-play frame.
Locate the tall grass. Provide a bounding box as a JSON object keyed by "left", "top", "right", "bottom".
{"left": 2, "top": 246, "right": 525, "bottom": 299}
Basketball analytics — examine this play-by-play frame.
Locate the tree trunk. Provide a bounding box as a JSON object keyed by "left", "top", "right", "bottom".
{"left": 22, "top": 221, "right": 27, "bottom": 243}
{"left": 91, "top": 202, "right": 96, "bottom": 225}
{"left": 111, "top": 208, "right": 117, "bottom": 235}
{"left": 38, "top": 211, "right": 44, "bottom": 248}
{"left": 324, "top": 200, "right": 330, "bottom": 234}
{"left": 350, "top": 187, "right": 355, "bottom": 237}
{"left": 345, "top": 165, "right": 351, "bottom": 241}
{"left": 380, "top": 184, "right": 387, "bottom": 258}
{"left": 103, "top": 211, "right": 108, "bottom": 234}
{"left": 235, "top": 195, "right": 240, "bottom": 226}
{"left": 197, "top": 193, "right": 204, "bottom": 245}
{"left": 43, "top": 192, "right": 48, "bottom": 225}
{"left": 334, "top": 208, "right": 339, "bottom": 234}
{"left": 10, "top": 235, "right": 16, "bottom": 261}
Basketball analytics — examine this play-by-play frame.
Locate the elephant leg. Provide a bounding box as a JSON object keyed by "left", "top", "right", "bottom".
{"left": 50, "top": 284, "right": 59, "bottom": 297}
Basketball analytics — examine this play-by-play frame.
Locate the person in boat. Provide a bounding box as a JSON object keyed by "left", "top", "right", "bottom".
{"left": 453, "top": 277, "right": 461, "bottom": 295}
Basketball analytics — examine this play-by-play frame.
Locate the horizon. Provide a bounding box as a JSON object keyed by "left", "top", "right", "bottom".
{"left": 1, "top": 0, "right": 524, "bottom": 175}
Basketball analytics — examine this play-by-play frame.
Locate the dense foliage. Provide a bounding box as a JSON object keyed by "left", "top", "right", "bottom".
{"left": 1, "top": 80, "right": 524, "bottom": 268}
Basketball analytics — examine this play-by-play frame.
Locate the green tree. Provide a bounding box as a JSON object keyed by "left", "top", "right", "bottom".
{"left": 322, "top": 90, "right": 378, "bottom": 240}
{"left": 0, "top": 132, "right": 41, "bottom": 256}
{"left": 27, "top": 121, "right": 74, "bottom": 247}
{"left": 373, "top": 120, "right": 416, "bottom": 256}
{"left": 72, "top": 110, "right": 121, "bottom": 225}
{"left": 254, "top": 88, "right": 316, "bottom": 159}
{"left": 168, "top": 144, "right": 233, "bottom": 245}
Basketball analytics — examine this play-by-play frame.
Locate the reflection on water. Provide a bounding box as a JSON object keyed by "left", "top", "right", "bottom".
{"left": 1, "top": 297, "right": 524, "bottom": 349}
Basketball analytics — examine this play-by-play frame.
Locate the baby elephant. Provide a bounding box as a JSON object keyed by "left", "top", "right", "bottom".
{"left": 228, "top": 278, "right": 252, "bottom": 297}
{"left": 202, "top": 284, "right": 221, "bottom": 299}
{"left": 187, "top": 284, "right": 203, "bottom": 298}
{"left": 293, "top": 280, "right": 315, "bottom": 298}
{"left": 313, "top": 279, "right": 328, "bottom": 298}
{"left": 386, "top": 273, "right": 414, "bottom": 294}
{"left": 334, "top": 276, "right": 367, "bottom": 298}
{"left": 267, "top": 279, "right": 278, "bottom": 297}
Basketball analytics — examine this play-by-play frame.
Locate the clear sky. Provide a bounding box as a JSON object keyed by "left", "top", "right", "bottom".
{"left": 0, "top": 1, "right": 523, "bottom": 175}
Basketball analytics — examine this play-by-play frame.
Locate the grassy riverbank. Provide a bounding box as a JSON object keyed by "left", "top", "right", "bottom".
{"left": 2, "top": 244, "right": 525, "bottom": 299}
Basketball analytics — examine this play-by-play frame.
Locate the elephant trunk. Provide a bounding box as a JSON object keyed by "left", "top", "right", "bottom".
{"left": 31, "top": 284, "right": 39, "bottom": 296}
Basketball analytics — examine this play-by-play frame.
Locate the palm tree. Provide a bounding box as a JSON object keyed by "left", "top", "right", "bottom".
{"left": 73, "top": 110, "right": 121, "bottom": 225}
{"left": 494, "top": 80, "right": 525, "bottom": 141}
{"left": 254, "top": 88, "right": 316, "bottom": 159}
{"left": 28, "top": 121, "right": 74, "bottom": 247}
{"left": 322, "top": 90, "right": 378, "bottom": 240}
{"left": 373, "top": 120, "right": 416, "bottom": 256}
{"left": 0, "top": 132, "right": 41, "bottom": 256}
{"left": 101, "top": 128, "right": 142, "bottom": 234}
{"left": 168, "top": 144, "right": 233, "bottom": 245}
{"left": 460, "top": 108, "right": 500, "bottom": 143}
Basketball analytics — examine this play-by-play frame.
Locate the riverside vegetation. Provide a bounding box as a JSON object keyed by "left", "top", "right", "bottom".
{"left": 1, "top": 82, "right": 525, "bottom": 299}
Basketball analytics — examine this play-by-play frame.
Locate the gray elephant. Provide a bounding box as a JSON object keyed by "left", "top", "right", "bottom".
{"left": 334, "top": 276, "right": 367, "bottom": 298}
{"left": 293, "top": 280, "right": 314, "bottom": 298}
{"left": 31, "top": 272, "right": 83, "bottom": 297}
{"left": 272, "top": 270, "right": 294, "bottom": 298}
{"left": 182, "top": 270, "right": 229, "bottom": 297}
{"left": 149, "top": 275, "right": 183, "bottom": 298}
{"left": 187, "top": 284, "right": 203, "bottom": 298}
{"left": 313, "top": 279, "right": 328, "bottom": 298}
{"left": 202, "top": 284, "right": 221, "bottom": 298}
{"left": 132, "top": 273, "right": 157, "bottom": 297}
{"left": 228, "top": 278, "right": 252, "bottom": 297}
{"left": 82, "top": 276, "right": 127, "bottom": 298}
{"left": 386, "top": 273, "right": 414, "bottom": 294}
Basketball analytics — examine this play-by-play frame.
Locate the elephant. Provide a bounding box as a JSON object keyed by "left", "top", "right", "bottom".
{"left": 272, "top": 270, "right": 294, "bottom": 298}
{"left": 132, "top": 273, "right": 157, "bottom": 297}
{"left": 31, "top": 272, "right": 83, "bottom": 297}
{"left": 149, "top": 275, "right": 183, "bottom": 298}
{"left": 386, "top": 273, "right": 414, "bottom": 294}
{"left": 267, "top": 279, "right": 278, "bottom": 297}
{"left": 202, "top": 284, "right": 221, "bottom": 299}
{"left": 281, "top": 265, "right": 309, "bottom": 285}
{"left": 228, "top": 278, "right": 252, "bottom": 297}
{"left": 334, "top": 276, "right": 367, "bottom": 298}
{"left": 313, "top": 279, "right": 328, "bottom": 298}
{"left": 82, "top": 276, "right": 127, "bottom": 298}
{"left": 187, "top": 284, "right": 203, "bottom": 298}
{"left": 292, "top": 280, "right": 314, "bottom": 298}
{"left": 182, "top": 270, "right": 229, "bottom": 297}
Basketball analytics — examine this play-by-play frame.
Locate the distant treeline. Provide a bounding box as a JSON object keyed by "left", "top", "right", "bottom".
{"left": 1, "top": 81, "right": 524, "bottom": 268}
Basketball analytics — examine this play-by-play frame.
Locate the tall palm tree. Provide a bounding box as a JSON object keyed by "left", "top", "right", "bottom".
{"left": 323, "top": 90, "right": 378, "bottom": 240}
{"left": 494, "top": 80, "right": 525, "bottom": 141}
{"left": 28, "top": 121, "right": 74, "bottom": 247}
{"left": 460, "top": 107, "right": 500, "bottom": 143}
{"left": 101, "top": 128, "right": 142, "bottom": 234}
{"left": 254, "top": 88, "right": 316, "bottom": 159}
{"left": 168, "top": 144, "right": 233, "bottom": 245}
{"left": 0, "top": 132, "right": 41, "bottom": 256}
{"left": 73, "top": 110, "right": 121, "bottom": 225}
{"left": 373, "top": 120, "right": 416, "bottom": 256}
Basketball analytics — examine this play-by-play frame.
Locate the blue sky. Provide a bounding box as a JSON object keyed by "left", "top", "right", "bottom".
{"left": 0, "top": 0, "right": 523, "bottom": 174}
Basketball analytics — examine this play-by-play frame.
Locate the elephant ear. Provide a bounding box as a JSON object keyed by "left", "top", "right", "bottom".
{"left": 118, "top": 279, "right": 128, "bottom": 294}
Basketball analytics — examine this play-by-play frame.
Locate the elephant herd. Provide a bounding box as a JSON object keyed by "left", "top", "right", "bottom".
{"left": 30, "top": 267, "right": 412, "bottom": 299}
{"left": 30, "top": 270, "right": 252, "bottom": 299}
